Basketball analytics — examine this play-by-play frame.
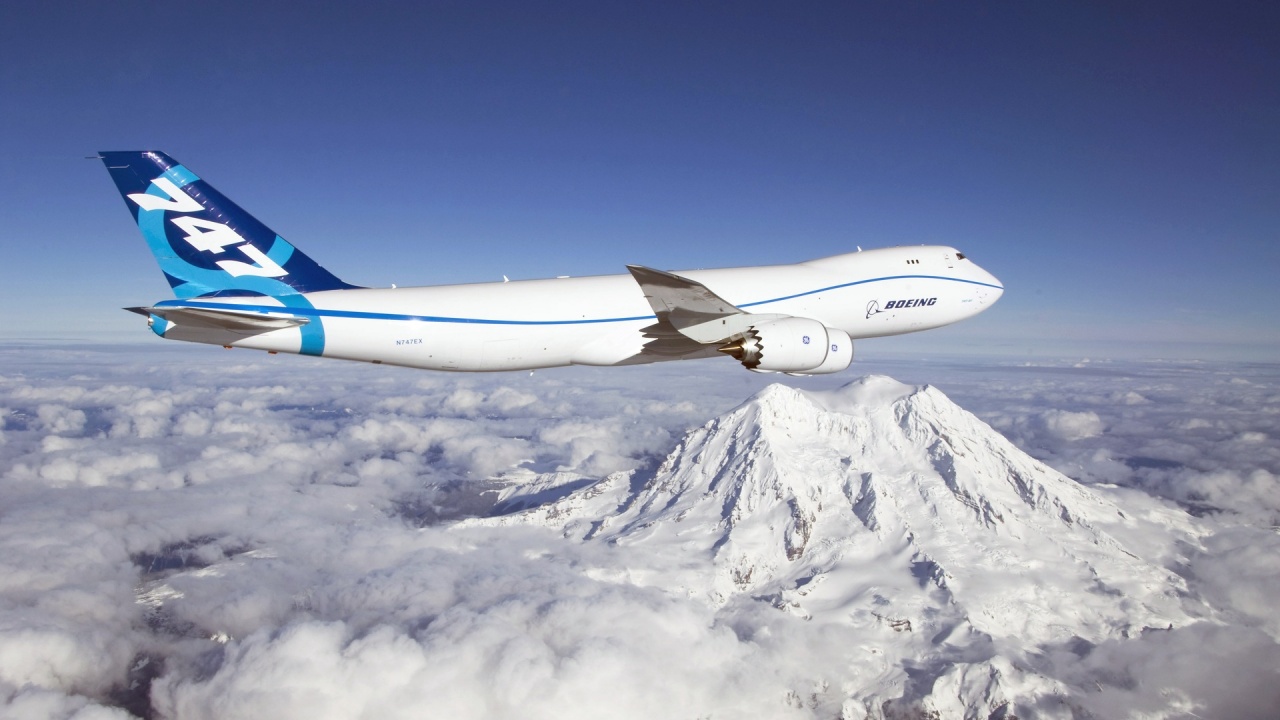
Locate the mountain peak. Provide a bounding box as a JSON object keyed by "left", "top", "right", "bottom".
{"left": 492, "top": 375, "right": 1195, "bottom": 648}
{"left": 808, "top": 373, "right": 921, "bottom": 411}
{"left": 741, "top": 375, "right": 921, "bottom": 419}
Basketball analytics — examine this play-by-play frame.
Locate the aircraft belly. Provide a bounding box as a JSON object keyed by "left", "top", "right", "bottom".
{"left": 315, "top": 317, "right": 601, "bottom": 372}
{"left": 569, "top": 324, "right": 650, "bottom": 366}
{"left": 475, "top": 323, "right": 635, "bottom": 371}
{"left": 317, "top": 317, "right": 472, "bottom": 370}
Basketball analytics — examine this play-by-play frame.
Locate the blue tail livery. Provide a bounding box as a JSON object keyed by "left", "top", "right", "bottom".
{"left": 100, "top": 151, "right": 358, "bottom": 299}
{"left": 103, "top": 151, "right": 1002, "bottom": 373}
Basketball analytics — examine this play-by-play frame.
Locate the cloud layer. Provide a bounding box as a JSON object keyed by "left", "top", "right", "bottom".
{"left": 2, "top": 345, "right": 1278, "bottom": 718}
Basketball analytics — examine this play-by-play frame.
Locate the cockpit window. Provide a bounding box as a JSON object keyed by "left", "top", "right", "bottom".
{"left": 955, "top": 252, "right": 966, "bottom": 260}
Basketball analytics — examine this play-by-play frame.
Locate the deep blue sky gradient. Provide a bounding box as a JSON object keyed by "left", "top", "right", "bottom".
{"left": 1, "top": 2, "right": 1276, "bottom": 359}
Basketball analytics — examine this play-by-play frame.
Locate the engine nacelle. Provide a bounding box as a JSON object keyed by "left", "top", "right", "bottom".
{"left": 719, "top": 318, "right": 854, "bottom": 374}
{"left": 796, "top": 328, "right": 853, "bottom": 375}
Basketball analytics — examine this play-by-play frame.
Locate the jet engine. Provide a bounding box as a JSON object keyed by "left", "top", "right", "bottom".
{"left": 718, "top": 317, "right": 854, "bottom": 374}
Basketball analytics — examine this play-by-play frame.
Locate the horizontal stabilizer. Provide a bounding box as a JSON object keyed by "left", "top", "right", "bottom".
{"left": 126, "top": 305, "right": 309, "bottom": 333}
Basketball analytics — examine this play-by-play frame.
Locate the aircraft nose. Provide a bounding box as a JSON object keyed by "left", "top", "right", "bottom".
{"left": 973, "top": 264, "right": 1003, "bottom": 306}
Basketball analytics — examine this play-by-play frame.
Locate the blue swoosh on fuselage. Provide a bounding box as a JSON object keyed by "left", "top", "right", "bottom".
{"left": 155, "top": 274, "right": 1003, "bottom": 327}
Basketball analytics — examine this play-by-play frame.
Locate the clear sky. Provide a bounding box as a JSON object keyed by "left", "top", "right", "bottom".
{"left": 1, "top": 2, "right": 1276, "bottom": 360}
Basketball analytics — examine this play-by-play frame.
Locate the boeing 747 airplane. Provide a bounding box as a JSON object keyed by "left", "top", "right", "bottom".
{"left": 100, "top": 151, "right": 1003, "bottom": 374}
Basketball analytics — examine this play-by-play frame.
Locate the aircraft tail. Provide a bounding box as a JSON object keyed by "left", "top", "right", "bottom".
{"left": 99, "top": 151, "right": 359, "bottom": 299}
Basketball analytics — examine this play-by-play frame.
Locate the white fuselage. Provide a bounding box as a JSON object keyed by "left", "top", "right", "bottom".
{"left": 153, "top": 245, "right": 1002, "bottom": 372}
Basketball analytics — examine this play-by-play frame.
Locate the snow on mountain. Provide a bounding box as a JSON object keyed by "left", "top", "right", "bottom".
{"left": 476, "top": 375, "right": 1206, "bottom": 715}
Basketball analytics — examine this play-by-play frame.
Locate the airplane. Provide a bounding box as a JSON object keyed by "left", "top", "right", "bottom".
{"left": 99, "top": 151, "right": 1003, "bottom": 375}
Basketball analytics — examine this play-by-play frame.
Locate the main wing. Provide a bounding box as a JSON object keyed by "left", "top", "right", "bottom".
{"left": 625, "top": 265, "right": 853, "bottom": 374}
{"left": 626, "top": 265, "right": 784, "bottom": 350}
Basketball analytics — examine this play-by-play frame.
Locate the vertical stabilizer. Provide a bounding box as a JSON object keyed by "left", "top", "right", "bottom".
{"left": 99, "top": 151, "right": 358, "bottom": 299}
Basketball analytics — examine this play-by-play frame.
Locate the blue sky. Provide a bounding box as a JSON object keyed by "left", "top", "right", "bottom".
{"left": 1, "top": 2, "right": 1276, "bottom": 359}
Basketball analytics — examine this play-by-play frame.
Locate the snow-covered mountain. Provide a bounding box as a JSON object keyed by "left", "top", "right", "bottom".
{"left": 478, "top": 376, "right": 1204, "bottom": 716}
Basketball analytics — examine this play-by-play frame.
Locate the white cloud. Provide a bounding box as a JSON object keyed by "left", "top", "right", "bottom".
{"left": 1113, "top": 390, "right": 1149, "bottom": 405}
{"left": 1188, "top": 525, "right": 1280, "bottom": 638}
{"left": 1066, "top": 623, "right": 1280, "bottom": 720}
{"left": 151, "top": 578, "right": 796, "bottom": 720}
{"left": 37, "top": 404, "right": 87, "bottom": 435}
{"left": 1, "top": 348, "right": 1279, "bottom": 717}
{"left": 172, "top": 410, "right": 212, "bottom": 437}
{"left": 0, "top": 624, "right": 130, "bottom": 696}
{"left": 1040, "top": 409, "right": 1104, "bottom": 441}
{"left": 0, "top": 686, "right": 135, "bottom": 720}
{"left": 30, "top": 452, "right": 163, "bottom": 488}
